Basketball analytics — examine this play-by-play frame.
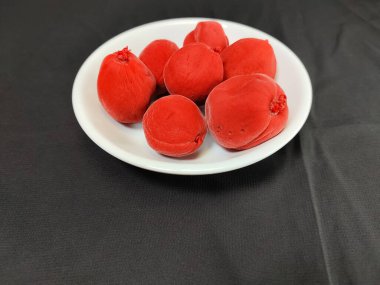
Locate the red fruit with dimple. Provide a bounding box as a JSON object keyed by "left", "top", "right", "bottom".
{"left": 139, "top": 39, "right": 179, "bottom": 94}
{"left": 221, "top": 38, "right": 276, "bottom": 80}
{"left": 143, "top": 95, "right": 207, "bottom": 157}
{"left": 97, "top": 48, "right": 156, "bottom": 123}
{"left": 163, "top": 43, "right": 224, "bottom": 103}
{"left": 183, "top": 21, "right": 229, "bottom": 53}
{"left": 205, "top": 74, "right": 288, "bottom": 150}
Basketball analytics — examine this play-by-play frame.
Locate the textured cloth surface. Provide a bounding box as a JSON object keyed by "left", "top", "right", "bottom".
{"left": 1, "top": 0, "right": 379, "bottom": 284}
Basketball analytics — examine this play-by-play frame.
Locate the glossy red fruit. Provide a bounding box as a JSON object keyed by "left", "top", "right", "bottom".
{"left": 97, "top": 48, "right": 156, "bottom": 123}
{"left": 221, "top": 38, "right": 276, "bottom": 79}
{"left": 143, "top": 95, "right": 207, "bottom": 157}
{"left": 205, "top": 74, "right": 288, "bottom": 150}
{"left": 139, "top": 39, "right": 179, "bottom": 94}
{"left": 163, "top": 43, "right": 223, "bottom": 103}
{"left": 183, "top": 21, "right": 229, "bottom": 53}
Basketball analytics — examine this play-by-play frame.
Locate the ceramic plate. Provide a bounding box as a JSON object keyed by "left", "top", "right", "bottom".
{"left": 72, "top": 18, "right": 312, "bottom": 175}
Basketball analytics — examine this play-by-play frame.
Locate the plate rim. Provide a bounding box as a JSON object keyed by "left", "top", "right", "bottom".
{"left": 72, "top": 17, "right": 313, "bottom": 175}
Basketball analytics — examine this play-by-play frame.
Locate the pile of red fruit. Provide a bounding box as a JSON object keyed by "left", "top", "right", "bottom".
{"left": 97, "top": 21, "right": 288, "bottom": 157}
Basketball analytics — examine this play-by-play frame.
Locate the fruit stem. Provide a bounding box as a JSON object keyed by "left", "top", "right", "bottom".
{"left": 270, "top": 93, "right": 287, "bottom": 114}
{"left": 116, "top": 47, "right": 131, "bottom": 62}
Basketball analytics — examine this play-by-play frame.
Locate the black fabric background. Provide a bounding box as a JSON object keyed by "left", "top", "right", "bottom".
{"left": 1, "top": 0, "right": 379, "bottom": 284}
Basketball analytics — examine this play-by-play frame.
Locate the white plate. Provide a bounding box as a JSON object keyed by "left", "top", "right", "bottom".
{"left": 72, "top": 18, "right": 312, "bottom": 175}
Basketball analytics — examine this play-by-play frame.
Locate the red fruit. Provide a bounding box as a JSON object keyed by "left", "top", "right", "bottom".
{"left": 163, "top": 43, "right": 223, "bottom": 103}
{"left": 143, "top": 95, "right": 207, "bottom": 157}
{"left": 205, "top": 74, "right": 288, "bottom": 150}
{"left": 183, "top": 30, "right": 196, "bottom": 46}
{"left": 194, "top": 21, "right": 229, "bottom": 53}
{"left": 221, "top": 38, "right": 276, "bottom": 79}
{"left": 97, "top": 48, "right": 156, "bottom": 123}
{"left": 139, "top": 39, "right": 179, "bottom": 94}
{"left": 183, "top": 21, "right": 229, "bottom": 53}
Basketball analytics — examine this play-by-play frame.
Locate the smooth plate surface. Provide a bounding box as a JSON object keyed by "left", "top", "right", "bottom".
{"left": 72, "top": 18, "right": 312, "bottom": 175}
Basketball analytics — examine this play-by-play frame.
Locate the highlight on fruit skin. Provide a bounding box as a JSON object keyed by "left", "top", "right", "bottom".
{"left": 163, "top": 43, "right": 224, "bottom": 103}
{"left": 97, "top": 47, "right": 156, "bottom": 123}
{"left": 139, "top": 39, "right": 179, "bottom": 94}
{"left": 183, "top": 21, "right": 229, "bottom": 53}
{"left": 143, "top": 95, "right": 207, "bottom": 157}
{"left": 221, "top": 38, "right": 277, "bottom": 80}
{"left": 205, "top": 73, "right": 288, "bottom": 150}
